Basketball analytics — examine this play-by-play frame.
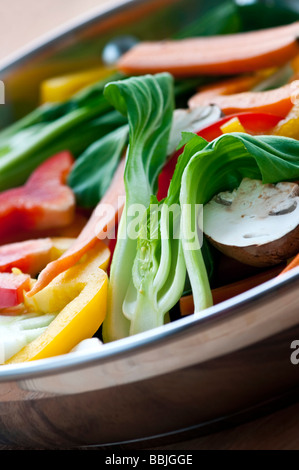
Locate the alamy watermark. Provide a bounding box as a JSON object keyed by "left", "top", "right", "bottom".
{"left": 93, "top": 197, "right": 204, "bottom": 251}
{"left": 290, "top": 340, "right": 299, "bottom": 365}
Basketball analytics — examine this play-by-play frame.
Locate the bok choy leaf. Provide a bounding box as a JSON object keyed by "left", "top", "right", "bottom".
{"left": 102, "top": 73, "right": 174, "bottom": 342}
{"left": 0, "top": 73, "right": 123, "bottom": 191}
{"left": 122, "top": 136, "right": 201, "bottom": 335}
{"left": 179, "top": 131, "right": 299, "bottom": 315}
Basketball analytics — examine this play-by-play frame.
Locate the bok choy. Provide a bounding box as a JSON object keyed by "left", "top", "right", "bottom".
{"left": 179, "top": 131, "right": 299, "bottom": 314}
{"left": 102, "top": 73, "right": 175, "bottom": 342}
{"left": 0, "top": 73, "right": 123, "bottom": 191}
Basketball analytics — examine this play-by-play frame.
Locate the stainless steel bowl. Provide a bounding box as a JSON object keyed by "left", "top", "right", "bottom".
{"left": 0, "top": 0, "right": 299, "bottom": 450}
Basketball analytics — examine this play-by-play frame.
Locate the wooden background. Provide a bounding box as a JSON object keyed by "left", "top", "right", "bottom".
{"left": 0, "top": 0, "right": 299, "bottom": 451}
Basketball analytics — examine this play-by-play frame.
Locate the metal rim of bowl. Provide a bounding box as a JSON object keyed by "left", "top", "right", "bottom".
{"left": 0, "top": 0, "right": 298, "bottom": 382}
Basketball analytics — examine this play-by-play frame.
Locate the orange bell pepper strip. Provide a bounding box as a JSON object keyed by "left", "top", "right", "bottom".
{"left": 118, "top": 22, "right": 299, "bottom": 77}
{"left": 6, "top": 243, "right": 110, "bottom": 364}
{"left": 28, "top": 157, "right": 126, "bottom": 296}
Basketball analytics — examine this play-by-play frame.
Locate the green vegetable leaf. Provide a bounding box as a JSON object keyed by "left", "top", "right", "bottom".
{"left": 68, "top": 124, "right": 129, "bottom": 208}
{"left": 121, "top": 129, "right": 202, "bottom": 335}
{"left": 102, "top": 73, "right": 175, "bottom": 342}
{"left": 179, "top": 131, "right": 299, "bottom": 314}
{"left": 0, "top": 73, "right": 124, "bottom": 191}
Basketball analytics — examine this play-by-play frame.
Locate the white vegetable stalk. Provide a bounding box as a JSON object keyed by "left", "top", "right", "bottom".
{"left": 0, "top": 313, "right": 55, "bottom": 364}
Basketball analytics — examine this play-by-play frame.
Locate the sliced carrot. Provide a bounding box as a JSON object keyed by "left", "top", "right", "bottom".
{"left": 180, "top": 265, "right": 284, "bottom": 316}
{"left": 279, "top": 254, "right": 299, "bottom": 275}
{"left": 197, "top": 71, "right": 273, "bottom": 97}
{"left": 189, "top": 80, "right": 297, "bottom": 117}
{"left": 187, "top": 70, "right": 274, "bottom": 110}
{"left": 118, "top": 22, "right": 299, "bottom": 77}
{"left": 27, "top": 158, "right": 126, "bottom": 296}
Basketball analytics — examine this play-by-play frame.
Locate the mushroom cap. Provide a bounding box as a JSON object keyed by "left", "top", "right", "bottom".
{"left": 203, "top": 178, "right": 299, "bottom": 267}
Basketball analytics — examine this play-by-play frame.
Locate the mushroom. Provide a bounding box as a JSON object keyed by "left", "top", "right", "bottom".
{"left": 203, "top": 178, "right": 299, "bottom": 267}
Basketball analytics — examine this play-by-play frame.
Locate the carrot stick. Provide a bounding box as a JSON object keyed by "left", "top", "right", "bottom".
{"left": 189, "top": 80, "right": 296, "bottom": 117}
{"left": 279, "top": 254, "right": 299, "bottom": 275}
{"left": 118, "top": 22, "right": 299, "bottom": 78}
{"left": 197, "top": 71, "right": 273, "bottom": 97}
{"left": 180, "top": 265, "right": 285, "bottom": 316}
{"left": 28, "top": 158, "right": 126, "bottom": 296}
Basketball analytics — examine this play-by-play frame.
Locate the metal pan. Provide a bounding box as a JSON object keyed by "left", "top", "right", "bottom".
{"left": 0, "top": 0, "right": 299, "bottom": 450}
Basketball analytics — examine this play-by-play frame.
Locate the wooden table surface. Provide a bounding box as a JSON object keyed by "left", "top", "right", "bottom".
{"left": 0, "top": 0, "right": 299, "bottom": 451}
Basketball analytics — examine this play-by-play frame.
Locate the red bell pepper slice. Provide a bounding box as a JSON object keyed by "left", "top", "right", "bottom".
{"left": 198, "top": 112, "right": 283, "bottom": 141}
{"left": 0, "top": 272, "right": 31, "bottom": 309}
{"left": 0, "top": 151, "right": 75, "bottom": 241}
{"left": 157, "top": 112, "right": 283, "bottom": 200}
{"left": 0, "top": 238, "right": 59, "bottom": 277}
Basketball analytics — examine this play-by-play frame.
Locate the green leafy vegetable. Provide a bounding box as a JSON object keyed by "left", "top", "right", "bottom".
{"left": 69, "top": 105, "right": 222, "bottom": 209}
{"left": 0, "top": 73, "right": 123, "bottom": 191}
{"left": 179, "top": 131, "right": 299, "bottom": 314}
{"left": 175, "top": 1, "right": 242, "bottom": 39}
{"left": 122, "top": 141, "right": 193, "bottom": 335}
{"left": 68, "top": 123, "right": 129, "bottom": 208}
{"left": 102, "top": 73, "right": 175, "bottom": 342}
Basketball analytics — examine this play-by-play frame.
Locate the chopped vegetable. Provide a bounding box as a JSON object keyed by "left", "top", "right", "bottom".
{"left": 220, "top": 116, "right": 246, "bottom": 134}
{"left": 0, "top": 151, "right": 75, "bottom": 241}
{"left": 122, "top": 146, "right": 193, "bottom": 335}
{"left": 179, "top": 131, "right": 299, "bottom": 314}
{"left": 102, "top": 73, "right": 175, "bottom": 342}
{"left": 6, "top": 244, "right": 109, "bottom": 363}
{"left": 197, "top": 112, "right": 283, "bottom": 141}
{"left": 194, "top": 71, "right": 274, "bottom": 98}
{"left": 0, "top": 313, "right": 55, "bottom": 364}
{"left": 189, "top": 80, "right": 298, "bottom": 117}
{"left": 0, "top": 237, "right": 74, "bottom": 277}
{"left": 69, "top": 105, "right": 222, "bottom": 209}
{"left": 280, "top": 254, "right": 299, "bottom": 275}
{"left": 273, "top": 103, "right": 299, "bottom": 139}
{"left": 0, "top": 272, "right": 31, "bottom": 309}
{"left": 117, "top": 22, "right": 299, "bottom": 77}
{"left": 40, "top": 66, "right": 116, "bottom": 103}
{"left": 180, "top": 264, "right": 286, "bottom": 316}
{"left": 28, "top": 158, "right": 125, "bottom": 296}
{"left": 68, "top": 125, "right": 129, "bottom": 208}
{"left": 0, "top": 73, "right": 123, "bottom": 191}
{"left": 0, "top": 211, "right": 88, "bottom": 246}
{"left": 203, "top": 178, "right": 299, "bottom": 267}
{"left": 158, "top": 111, "right": 284, "bottom": 200}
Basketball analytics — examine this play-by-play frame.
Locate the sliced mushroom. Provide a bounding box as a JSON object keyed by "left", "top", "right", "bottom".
{"left": 203, "top": 178, "right": 299, "bottom": 267}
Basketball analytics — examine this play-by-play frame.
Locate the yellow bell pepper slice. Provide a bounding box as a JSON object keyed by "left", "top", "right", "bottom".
{"left": 40, "top": 66, "right": 116, "bottom": 103}
{"left": 273, "top": 103, "right": 299, "bottom": 139}
{"left": 220, "top": 116, "right": 246, "bottom": 134}
{"left": 6, "top": 242, "right": 110, "bottom": 364}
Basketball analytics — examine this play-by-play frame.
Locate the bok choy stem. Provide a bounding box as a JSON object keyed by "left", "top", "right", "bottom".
{"left": 102, "top": 73, "right": 175, "bottom": 342}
